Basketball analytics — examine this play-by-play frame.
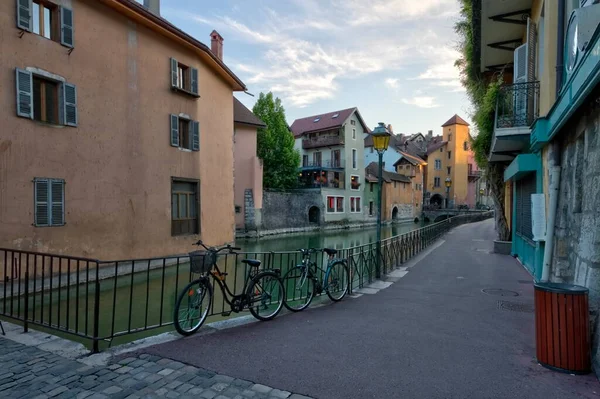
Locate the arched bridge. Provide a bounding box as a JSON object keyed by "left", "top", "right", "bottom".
{"left": 421, "top": 209, "right": 490, "bottom": 223}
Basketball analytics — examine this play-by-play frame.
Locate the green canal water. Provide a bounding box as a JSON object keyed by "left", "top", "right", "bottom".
{"left": 4, "top": 222, "right": 425, "bottom": 350}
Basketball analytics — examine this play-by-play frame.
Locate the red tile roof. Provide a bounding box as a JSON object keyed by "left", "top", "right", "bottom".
{"left": 441, "top": 114, "right": 470, "bottom": 127}
{"left": 290, "top": 107, "right": 369, "bottom": 138}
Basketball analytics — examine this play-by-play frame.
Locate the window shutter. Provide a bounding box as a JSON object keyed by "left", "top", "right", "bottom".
{"left": 192, "top": 120, "right": 200, "bottom": 151}
{"left": 15, "top": 68, "right": 33, "bottom": 119}
{"left": 190, "top": 67, "right": 198, "bottom": 95}
{"left": 34, "top": 179, "right": 50, "bottom": 226}
{"left": 513, "top": 43, "right": 528, "bottom": 83}
{"left": 526, "top": 18, "right": 537, "bottom": 81}
{"left": 16, "top": 0, "right": 32, "bottom": 31}
{"left": 170, "top": 114, "right": 179, "bottom": 147}
{"left": 63, "top": 83, "right": 78, "bottom": 126}
{"left": 170, "top": 58, "right": 178, "bottom": 88}
{"left": 51, "top": 180, "right": 65, "bottom": 225}
{"left": 60, "top": 7, "right": 74, "bottom": 48}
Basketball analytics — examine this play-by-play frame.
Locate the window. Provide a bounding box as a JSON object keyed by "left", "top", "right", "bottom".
{"left": 16, "top": 69, "right": 77, "bottom": 126}
{"left": 352, "top": 128, "right": 356, "bottom": 140}
{"left": 448, "top": 151, "right": 452, "bottom": 159}
{"left": 468, "top": 164, "right": 473, "bottom": 175}
{"left": 332, "top": 113, "right": 339, "bottom": 119}
{"left": 448, "top": 133, "right": 452, "bottom": 141}
{"left": 314, "top": 117, "right": 320, "bottom": 122}
{"left": 313, "top": 151, "right": 322, "bottom": 166}
{"left": 440, "top": 148, "right": 443, "bottom": 152}
{"left": 235, "top": 205, "right": 242, "bottom": 214}
{"left": 302, "top": 155, "right": 309, "bottom": 167}
{"left": 331, "top": 149, "right": 341, "bottom": 167}
{"left": 434, "top": 159, "right": 442, "bottom": 170}
{"left": 352, "top": 149, "right": 357, "bottom": 169}
{"left": 172, "top": 179, "right": 199, "bottom": 236}
{"left": 369, "top": 201, "right": 374, "bottom": 216}
{"left": 350, "top": 197, "right": 362, "bottom": 213}
{"left": 170, "top": 115, "right": 199, "bottom": 151}
{"left": 447, "top": 166, "right": 451, "bottom": 175}
{"left": 327, "top": 196, "right": 344, "bottom": 213}
{"left": 351, "top": 120, "right": 356, "bottom": 125}
{"left": 434, "top": 177, "right": 441, "bottom": 187}
{"left": 34, "top": 178, "right": 64, "bottom": 227}
{"left": 463, "top": 141, "right": 468, "bottom": 151}
{"left": 351, "top": 175, "right": 360, "bottom": 190}
{"left": 17, "top": 1, "right": 73, "bottom": 47}
{"left": 170, "top": 58, "right": 199, "bottom": 96}
{"left": 370, "top": 182, "right": 374, "bottom": 192}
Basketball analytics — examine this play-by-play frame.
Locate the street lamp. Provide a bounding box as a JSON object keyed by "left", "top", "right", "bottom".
{"left": 371, "top": 122, "right": 391, "bottom": 278}
{"left": 445, "top": 177, "right": 452, "bottom": 209}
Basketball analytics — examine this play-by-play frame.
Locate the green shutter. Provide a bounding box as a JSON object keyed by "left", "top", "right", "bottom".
{"left": 16, "top": 0, "right": 32, "bottom": 31}
{"left": 63, "top": 83, "right": 77, "bottom": 126}
{"left": 192, "top": 121, "right": 199, "bottom": 151}
{"left": 60, "top": 7, "right": 74, "bottom": 48}
{"left": 34, "top": 179, "right": 49, "bottom": 226}
{"left": 50, "top": 180, "right": 65, "bottom": 226}
{"left": 170, "top": 114, "right": 179, "bottom": 147}
{"left": 170, "top": 58, "right": 178, "bottom": 88}
{"left": 190, "top": 67, "right": 198, "bottom": 95}
{"left": 15, "top": 68, "right": 33, "bottom": 119}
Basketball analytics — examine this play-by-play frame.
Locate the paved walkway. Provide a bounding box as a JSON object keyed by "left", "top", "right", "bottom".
{"left": 0, "top": 219, "right": 598, "bottom": 399}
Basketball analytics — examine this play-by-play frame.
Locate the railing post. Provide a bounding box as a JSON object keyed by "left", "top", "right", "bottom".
{"left": 92, "top": 263, "right": 101, "bottom": 353}
{"left": 23, "top": 268, "right": 29, "bottom": 333}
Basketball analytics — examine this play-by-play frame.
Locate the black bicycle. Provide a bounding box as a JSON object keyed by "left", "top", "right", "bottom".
{"left": 283, "top": 248, "right": 350, "bottom": 312}
{"left": 173, "top": 241, "right": 285, "bottom": 336}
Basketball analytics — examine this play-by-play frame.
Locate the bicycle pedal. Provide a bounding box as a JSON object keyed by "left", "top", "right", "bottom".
{"left": 221, "top": 311, "right": 232, "bottom": 317}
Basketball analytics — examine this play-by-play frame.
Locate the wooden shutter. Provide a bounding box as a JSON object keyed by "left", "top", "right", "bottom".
{"left": 526, "top": 18, "right": 537, "bottom": 81}
{"left": 190, "top": 67, "right": 198, "bottom": 95}
{"left": 191, "top": 121, "right": 200, "bottom": 151}
{"left": 16, "top": 0, "right": 32, "bottom": 31}
{"left": 15, "top": 68, "right": 33, "bottom": 119}
{"left": 60, "top": 7, "right": 74, "bottom": 48}
{"left": 34, "top": 179, "right": 50, "bottom": 226}
{"left": 51, "top": 180, "right": 65, "bottom": 225}
{"left": 170, "top": 114, "right": 179, "bottom": 147}
{"left": 170, "top": 58, "right": 178, "bottom": 88}
{"left": 513, "top": 43, "right": 528, "bottom": 83}
{"left": 63, "top": 83, "right": 78, "bottom": 126}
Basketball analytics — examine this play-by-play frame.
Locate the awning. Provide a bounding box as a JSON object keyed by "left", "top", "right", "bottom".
{"left": 504, "top": 153, "right": 539, "bottom": 182}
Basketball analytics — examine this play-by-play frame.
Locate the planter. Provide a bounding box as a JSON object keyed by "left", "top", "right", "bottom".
{"left": 493, "top": 240, "right": 512, "bottom": 255}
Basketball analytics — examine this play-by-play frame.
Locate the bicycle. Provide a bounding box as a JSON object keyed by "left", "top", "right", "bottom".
{"left": 283, "top": 248, "right": 350, "bottom": 312}
{"left": 173, "top": 241, "right": 285, "bottom": 336}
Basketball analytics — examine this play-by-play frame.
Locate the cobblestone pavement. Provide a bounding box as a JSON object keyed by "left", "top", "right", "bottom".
{"left": 0, "top": 338, "right": 312, "bottom": 399}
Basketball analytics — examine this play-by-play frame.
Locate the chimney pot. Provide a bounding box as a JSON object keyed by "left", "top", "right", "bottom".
{"left": 210, "top": 30, "right": 224, "bottom": 60}
{"left": 143, "top": 0, "right": 160, "bottom": 15}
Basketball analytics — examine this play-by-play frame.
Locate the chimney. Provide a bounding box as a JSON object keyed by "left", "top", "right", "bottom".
{"left": 427, "top": 130, "right": 433, "bottom": 140}
{"left": 387, "top": 124, "right": 393, "bottom": 134}
{"left": 143, "top": 0, "right": 160, "bottom": 16}
{"left": 210, "top": 30, "right": 224, "bottom": 60}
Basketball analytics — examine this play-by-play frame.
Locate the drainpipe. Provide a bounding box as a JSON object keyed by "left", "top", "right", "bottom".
{"left": 556, "top": 0, "right": 566, "bottom": 95}
{"left": 541, "top": 142, "right": 562, "bottom": 282}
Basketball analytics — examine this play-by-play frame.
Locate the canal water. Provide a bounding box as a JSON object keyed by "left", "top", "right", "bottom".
{"left": 12, "top": 222, "right": 425, "bottom": 350}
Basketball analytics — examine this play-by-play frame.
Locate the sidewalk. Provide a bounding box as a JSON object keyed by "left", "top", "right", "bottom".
{"left": 0, "top": 219, "right": 598, "bottom": 399}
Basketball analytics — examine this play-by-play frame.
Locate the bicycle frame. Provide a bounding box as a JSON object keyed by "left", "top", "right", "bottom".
{"left": 202, "top": 262, "right": 256, "bottom": 310}
{"left": 298, "top": 252, "right": 346, "bottom": 292}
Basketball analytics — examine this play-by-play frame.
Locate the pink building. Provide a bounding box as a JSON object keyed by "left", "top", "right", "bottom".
{"left": 466, "top": 151, "right": 481, "bottom": 208}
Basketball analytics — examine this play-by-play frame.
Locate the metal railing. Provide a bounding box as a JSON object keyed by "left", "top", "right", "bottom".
{"left": 300, "top": 159, "right": 344, "bottom": 169}
{"left": 495, "top": 81, "right": 540, "bottom": 129}
{"left": 0, "top": 212, "right": 493, "bottom": 352}
{"left": 302, "top": 135, "right": 344, "bottom": 149}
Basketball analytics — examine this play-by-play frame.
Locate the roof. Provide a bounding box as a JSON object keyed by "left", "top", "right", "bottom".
{"left": 441, "top": 114, "right": 470, "bottom": 127}
{"left": 426, "top": 140, "right": 447, "bottom": 155}
{"left": 393, "top": 151, "right": 427, "bottom": 167}
{"left": 364, "top": 133, "right": 405, "bottom": 150}
{"left": 233, "top": 97, "right": 266, "bottom": 127}
{"left": 290, "top": 107, "right": 368, "bottom": 138}
{"left": 365, "top": 173, "right": 379, "bottom": 183}
{"left": 100, "top": 0, "right": 246, "bottom": 91}
{"left": 365, "top": 162, "right": 412, "bottom": 184}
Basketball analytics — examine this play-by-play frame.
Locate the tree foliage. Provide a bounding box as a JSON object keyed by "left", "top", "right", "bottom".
{"left": 252, "top": 92, "right": 300, "bottom": 190}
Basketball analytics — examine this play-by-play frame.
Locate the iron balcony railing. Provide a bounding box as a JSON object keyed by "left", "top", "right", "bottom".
{"left": 302, "top": 135, "right": 344, "bottom": 149}
{"left": 495, "top": 81, "right": 540, "bottom": 129}
{"left": 0, "top": 212, "right": 493, "bottom": 352}
{"left": 301, "top": 159, "right": 344, "bottom": 169}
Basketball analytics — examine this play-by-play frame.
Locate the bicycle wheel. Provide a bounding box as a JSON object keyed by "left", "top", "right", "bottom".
{"left": 174, "top": 278, "right": 213, "bottom": 336}
{"left": 247, "top": 271, "right": 285, "bottom": 321}
{"left": 283, "top": 266, "right": 315, "bottom": 312}
{"left": 325, "top": 261, "right": 349, "bottom": 302}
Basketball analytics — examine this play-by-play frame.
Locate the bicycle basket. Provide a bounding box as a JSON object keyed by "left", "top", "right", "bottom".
{"left": 189, "top": 250, "right": 217, "bottom": 274}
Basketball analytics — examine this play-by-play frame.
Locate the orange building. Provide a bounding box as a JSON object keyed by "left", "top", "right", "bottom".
{"left": 365, "top": 163, "right": 417, "bottom": 222}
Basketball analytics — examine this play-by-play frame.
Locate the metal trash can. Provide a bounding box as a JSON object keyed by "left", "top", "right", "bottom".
{"left": 534, "top": 282, "right": 590, "bottom": 374}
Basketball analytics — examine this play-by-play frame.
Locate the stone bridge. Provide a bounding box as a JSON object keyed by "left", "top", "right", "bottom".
{"left": 421, "top": 209, "right": 490, "bottom": 223}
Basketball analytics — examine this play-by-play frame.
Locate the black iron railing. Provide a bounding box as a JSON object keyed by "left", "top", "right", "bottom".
{"left": 495, "top": 81, "right": 540, "bottom": 129}
{"left": 300, "top": 159, "right": 344, "bottom": 169}
{"left": 0, "top": 212, "right": 493, "bottom": 352}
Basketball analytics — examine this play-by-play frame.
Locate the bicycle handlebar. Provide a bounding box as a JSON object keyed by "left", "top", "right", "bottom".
{"left": 194, "top": 240, "right": 241, "bottom": 253}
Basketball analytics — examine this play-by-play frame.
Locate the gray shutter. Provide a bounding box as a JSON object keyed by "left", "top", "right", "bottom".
{"left": 190, "top": 67, "right": 198, "bottom": 95}
{"left": 63, "top": 83, "right": 77, "bottom": 126}
{"left": 50, "top": 180, "right": 65, "bottom": 226}
{"left": 170, "top": 58, "right": 178, "bottom": 88}
{"left": 60, "top": 7, "right": 74, "bottom": 48}
{"left": 15, "top": 68, "right": 33, "bottom": 119}
{"left": 170, "top": 114, "right": 179, "bottom": 147}
{"left": 192, "top": 121, "right": 200, "bottom": 151}
{"left": 17, "top": 0, "right": 32, "bottom": 31}
{"left": 34, "top": 179, "right": 49, "bottom": 226}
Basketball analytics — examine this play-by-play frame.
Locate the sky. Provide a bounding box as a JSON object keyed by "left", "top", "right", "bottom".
{"left": 154, "top": 0, "right": 473, "bottom": 135}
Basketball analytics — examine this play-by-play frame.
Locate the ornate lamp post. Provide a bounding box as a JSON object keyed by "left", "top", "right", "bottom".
{"left": 445, "top": 177, "right": 452, "bottom": 209}
{"left": 371, "top": 123, "right": 391, "bottom": 278}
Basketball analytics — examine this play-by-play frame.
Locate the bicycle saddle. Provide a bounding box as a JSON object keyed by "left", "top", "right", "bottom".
{"left": 241, "top": 259, "right": 261, "bottom": 268}
{"left": 323, "top": 248, "right": 337, "bottom": 256}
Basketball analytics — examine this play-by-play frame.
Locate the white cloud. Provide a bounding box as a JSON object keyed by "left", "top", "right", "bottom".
{"left": 385, "top": 78, "right": 399, "bottom": 89}
{"left": 402, "top": 97, "right": 440, "bottom": 108}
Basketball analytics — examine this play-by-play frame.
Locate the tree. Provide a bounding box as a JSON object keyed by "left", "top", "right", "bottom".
{"left": 455, "top": 0, "right": 511, "bottom": 241}
{"left": 252, "top": 92, "right": 300, "bottom": 189}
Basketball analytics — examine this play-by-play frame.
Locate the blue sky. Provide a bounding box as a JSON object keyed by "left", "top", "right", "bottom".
{"left": 155, "top": 0, "right": 472, "bottom": 135}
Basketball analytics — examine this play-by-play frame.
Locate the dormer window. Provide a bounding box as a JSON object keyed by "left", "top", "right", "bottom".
{"left": 332, "top": 113, "right": 339, "bottom": 119}
{"left": 314, "top": 117, "right": 320, "bottom": 122}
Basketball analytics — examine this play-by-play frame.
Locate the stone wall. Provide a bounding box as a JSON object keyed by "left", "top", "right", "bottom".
{"left": 261, "top": 190, "right": 324, "bottom": 230}
{"left": 551, "top": 87, "right": 600, "bottom": 375}
{"left": 391, "top": 203, "right": 413, "bottom": 222}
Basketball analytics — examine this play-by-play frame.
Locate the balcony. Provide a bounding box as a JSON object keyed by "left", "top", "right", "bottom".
{"left": 298, "top": 171, "right": 346, "bottom": 189}
{"left": 302, "top": 135, "right": 344, "bottom": 149}
{"left": 489, "top": 81, "right": 540, "bottom": 163}
{"left": 468, "top": 169, "right": 482, "bottom": 180}
{"left": 300, "top": 159, "right": 345, "bottom": 169}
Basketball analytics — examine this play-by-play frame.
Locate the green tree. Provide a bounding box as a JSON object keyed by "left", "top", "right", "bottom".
{"left": 252, "top": 92, "right": 300, "bottom": 189}
{"left": 455, "top": 0, "right": 510, "bottom": 241}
